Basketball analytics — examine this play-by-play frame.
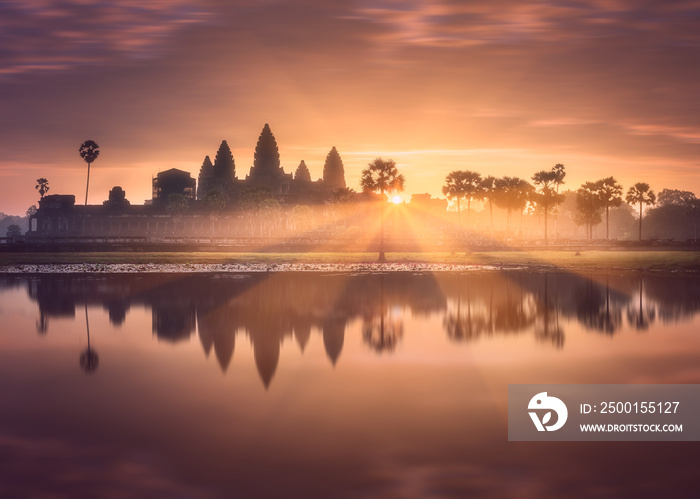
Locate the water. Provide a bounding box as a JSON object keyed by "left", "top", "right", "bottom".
{"left": 1, "top": 271, "right": 699, "bottom": 498}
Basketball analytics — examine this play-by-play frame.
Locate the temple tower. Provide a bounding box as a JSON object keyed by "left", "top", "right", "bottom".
{"left": 247, "top": 124, "right": 291, "bottom": 194}
{"left": 323, "top": 146, "right": 346, "bottom": 191}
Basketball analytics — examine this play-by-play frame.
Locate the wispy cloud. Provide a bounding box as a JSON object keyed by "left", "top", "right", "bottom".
{"left": 353, "top": 0, "right": 700, "bottom": 49}
{"left": 0, "top": 0, "right": 213, "bottom": 76}
{"left": 622, "top": 123, "right": 700, "bottom": 144}
{"left": 530, "top": 118, "right": 603, "bottom": 127}
{"left": 344, "top": 148, "right": 528, "bottom": 157}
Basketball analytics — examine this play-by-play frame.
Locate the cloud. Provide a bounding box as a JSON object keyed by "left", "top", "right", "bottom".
{"left": 352, "top": 0, "right": 700, "bottom": 49}
{"left": 622, "top": 123, "right": 700, "bottom": 144}
{"left": 0, "top": 0, "right": 213, "bottom": 76}
{"left": 530, "top": 118, "right": 603, "bottom": 127}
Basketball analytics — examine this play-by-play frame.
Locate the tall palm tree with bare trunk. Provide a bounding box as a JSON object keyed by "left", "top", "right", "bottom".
{"left": 494, "top": 176, "right": 533, "bottom": 239}
{"left": 480, "top": 175, "right": 497, "bottom": 240}
{"left": 35, "top": 178, "right": 50, "bottom": 199}
{"left": 593, "top": 177, "right": 623, "bottom": 239}
{"left": 626, "top": 182, "right": 656, "bottom": 241}
{"left": 532, "top": 169, "right": 563, "bottom": 245}
{"left": 79, "top": 140, "right": 100, "bottom": 236}
{"left": 551, "top": 163, "right": 566, "bottom": 235}
{"left": 360, "top": 158, "right": 405, "bottom": 262}
{"left": 442, "top": 170, "right": 482, "bottom": 240}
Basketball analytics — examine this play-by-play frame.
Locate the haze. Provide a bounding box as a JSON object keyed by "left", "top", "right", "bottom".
{"left": 1, "top": 0, "right": 699, "bottom": 215}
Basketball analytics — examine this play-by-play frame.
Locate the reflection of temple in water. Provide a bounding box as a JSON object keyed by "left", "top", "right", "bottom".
{"left": 7, "top": 270, "right": 700, "bottom": 388}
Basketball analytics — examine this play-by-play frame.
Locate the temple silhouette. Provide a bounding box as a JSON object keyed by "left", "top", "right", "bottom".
{"left": 7, "top": 271, "right": 700, "bottom": 388}
{"left": 26, "top": 123, "right": 373, "bottom": 239}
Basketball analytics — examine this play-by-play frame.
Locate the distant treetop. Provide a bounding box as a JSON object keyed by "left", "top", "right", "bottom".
{"left": 36, "top": 178, "right": 50, "bottom": 199}
{"left": 79, "top": 140, "right": 100, "bottom": 164}
{"left": 658, "top": 188, "right": 697, "bottom": 207}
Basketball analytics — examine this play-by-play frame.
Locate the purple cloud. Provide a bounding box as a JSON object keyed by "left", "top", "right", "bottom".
{"left": 0, "top": 0, "right": 213, "bottom": 76}
{"left": 353, "top": 0, "right": 700, "bottom": 48}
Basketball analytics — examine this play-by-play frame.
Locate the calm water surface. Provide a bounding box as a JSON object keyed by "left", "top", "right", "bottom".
{"left": 1, "top": 271, "right": 699, "bottom": 498}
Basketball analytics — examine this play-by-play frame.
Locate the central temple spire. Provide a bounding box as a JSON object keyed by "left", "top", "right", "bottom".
{"left": 247, "top": 123, "right": 291, "bottom": 194}
{"left": 250, "top": 123, "right": 281, "bottom": 181}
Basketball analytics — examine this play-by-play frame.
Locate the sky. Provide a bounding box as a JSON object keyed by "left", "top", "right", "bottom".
{"left": 1, "top": 0, "right": 700, "bottom": 215}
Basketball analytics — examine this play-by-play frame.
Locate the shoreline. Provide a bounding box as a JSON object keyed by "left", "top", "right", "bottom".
{"left": 1, "top": 250, "right": 700, "bottom": 272}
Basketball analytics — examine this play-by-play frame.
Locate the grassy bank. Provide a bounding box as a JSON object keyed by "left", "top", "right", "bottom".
{"left": 2, "top": 250, "right": 700, "bottom": 271}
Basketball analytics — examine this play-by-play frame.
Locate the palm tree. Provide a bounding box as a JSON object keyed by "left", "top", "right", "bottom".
{"left": 552, "top": 163, "right": 566, "bottom": 194}
{"left": 360, "top": 158, "right": 405, "bottom": 262}
{"left": 480, "top": 175, "right": 497, "bottom": 240}
{"left": 626, "top": 276, "right": 655, "bottom": 330}
{"left": 442, "top": 172, "right": 465, "bottom": 227}
{"left": 551, "top": 163, "right": 566, "bottom": 235}
{"left": 494, "top": 177, "right": 533, "bottom": 239}
{"left": 625, "top": 182, "right": 656, "bottom": 241}
{"left": 575, "top": 182, "right": 603, "bottom": 239}
{"left": 79, "top": 140, "right": 100, "bottom": 237}
{"left": 442, "top": 170, "right": 482, "bottom": 239}
{"left": 35, "top": 178, "right": 50, "bottom": 199}
{"left": 362, "top": 275, "right": 404, "bottom": 353}
{"left": 444, "top": 290, "right": 487, "bottom": 342}
{"left": 593, "top": 177, "right": 623, "bottom": 239}
{"left": 532, "top": 170, "right": 562, "bottom": 245}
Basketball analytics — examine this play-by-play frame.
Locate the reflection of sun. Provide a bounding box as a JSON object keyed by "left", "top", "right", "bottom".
{"left": 392, "top": 195, "right": 402, "bottom": 204}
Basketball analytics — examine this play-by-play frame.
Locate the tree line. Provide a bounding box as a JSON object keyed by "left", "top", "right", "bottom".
{"left": 17, "top": 140, "right": 698, "bottom": 257}
{"left": 440, "top": 163, "right": 697, "bottom": 243}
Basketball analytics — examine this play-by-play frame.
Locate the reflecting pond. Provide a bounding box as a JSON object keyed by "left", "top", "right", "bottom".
{"left": 1, "top": 271, "right": 699, "bottom": 498}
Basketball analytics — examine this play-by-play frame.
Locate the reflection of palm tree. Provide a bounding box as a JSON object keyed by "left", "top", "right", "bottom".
{"left": 79, "top": 140, "right": 100, "bottom": 237}
{"left": 444, "top": 290, "right": 486, "bottom": 342}
{"left": 492, "top": 280, "right": 534, "bottom": 334}
{"left": 577, "top": 277, "right": 622, "bottom": 335}
{"left": 79, "top": 302, "right": 98, "bottom": 373}
{"left": 534, "top": 274, "right": 564, "bottom": 348}
{"left": 363, "top": 315, "right": 403, "bottom": 352}
{"left": 36, "top": 311, "right": 48, "bottom": 335}
{"left": 627, "top": 276, "right": 655, "bottom": 331}
{"left": 362, "top": 275, "right": 404, "bottom": 353}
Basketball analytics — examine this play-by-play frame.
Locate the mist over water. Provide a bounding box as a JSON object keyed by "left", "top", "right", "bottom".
{"left": 1, "top": 271, "right": 699, "bottom": 498}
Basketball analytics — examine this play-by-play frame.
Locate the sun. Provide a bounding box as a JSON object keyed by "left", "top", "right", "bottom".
{"left": 392, "top": 195, "right": 402, "bottom": 204}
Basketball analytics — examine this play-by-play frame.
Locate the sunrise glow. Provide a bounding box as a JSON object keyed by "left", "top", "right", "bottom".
{"left": 0, "top": 2, "right": 699, "bottom": 216}
{"left": 1, "top": 3, "right": 700, "bottom": 498}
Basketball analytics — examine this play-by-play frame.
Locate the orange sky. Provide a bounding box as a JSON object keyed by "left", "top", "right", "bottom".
{"left": 1, "top": 0, "right": 700, "bottom": 215}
